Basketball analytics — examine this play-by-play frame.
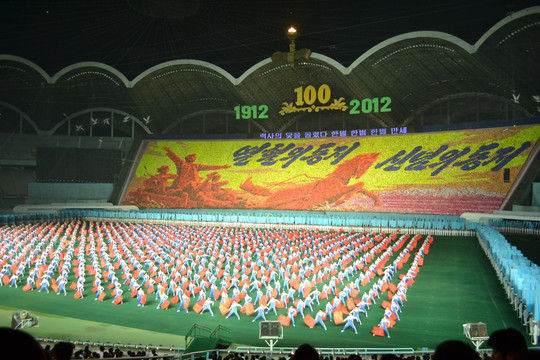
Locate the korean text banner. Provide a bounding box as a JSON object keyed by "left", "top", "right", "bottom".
{"left": 121, "top": 125, "right": 539, "bottom": 214}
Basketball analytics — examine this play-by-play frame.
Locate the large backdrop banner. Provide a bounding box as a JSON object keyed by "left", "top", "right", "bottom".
{"left": 120, "top": 125, "right": 540, "bottom": 214}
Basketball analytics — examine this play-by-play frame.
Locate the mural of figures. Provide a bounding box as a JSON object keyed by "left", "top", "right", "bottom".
{"left": 121, "top": 125, "right": 539, "bottom": 214}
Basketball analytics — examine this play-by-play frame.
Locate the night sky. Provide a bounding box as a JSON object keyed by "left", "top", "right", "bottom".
{"left": 0, "top": 0, "right": 537, "bottom": 78}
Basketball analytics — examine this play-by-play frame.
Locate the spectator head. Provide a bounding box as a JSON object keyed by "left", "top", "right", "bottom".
{"left": 379, "top": 355, "right": 399, "bottom": 360}
{"left": 348, "top": 355, "right": 363, "bottom": 360}
{"left": 292, "top": 343, "right": 319, "bottom": 360}
{"left": 52, "top": 341, "right": 75, "bottom": 360}
{"left": 0, "top": 327, "right": 47, "bottom": 360}
{"left": 487, "top": 328, "right": 529, "bottom": 360}
{"left": 433, "top": 340, "right": 480, "bottom": 360}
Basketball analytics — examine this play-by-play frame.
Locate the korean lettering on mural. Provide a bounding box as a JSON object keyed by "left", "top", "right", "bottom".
{"left": 374, "top": 141, "right": 532, "bottom": 175}
{"left": 233, "top": 142, "right": 360, "bottom": 168}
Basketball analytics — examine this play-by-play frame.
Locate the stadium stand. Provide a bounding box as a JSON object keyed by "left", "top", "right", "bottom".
{"left": 476, "top": 223, "right": 540, "bottom": 345}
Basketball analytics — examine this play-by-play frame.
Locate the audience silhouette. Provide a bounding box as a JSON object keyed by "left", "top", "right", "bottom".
{"left": 488, "top": 328, "right": 539, "bottom": 360}
{"left": 292, "top": 343, "right": 320, "bottom": 360}
{"left": 433, "top": 339, "right": 480, "bottom": 360}
{"left": 0, "top": 327, "right": 47, "bottom": 360}
{"left": 51, "top": 341, "right": 75, "bottom": 360}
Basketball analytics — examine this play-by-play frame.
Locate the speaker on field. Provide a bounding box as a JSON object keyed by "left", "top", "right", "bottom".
{"left": 259, "top": 321, "right": 282, "bottom": 339}
{"left": 463, "top": 322, "right": 489, "bottom": 351}
{"left": 11, "top": 311, "right": 39, "bottom": 329}
{"left": 470, "top": 323, "right": 487, "bottom": 337}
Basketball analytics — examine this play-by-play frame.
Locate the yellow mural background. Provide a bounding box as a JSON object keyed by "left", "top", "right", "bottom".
{"left": 125, "top": 125, "right": 539, "bottom": 200}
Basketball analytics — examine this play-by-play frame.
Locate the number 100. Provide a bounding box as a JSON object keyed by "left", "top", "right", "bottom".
{"left": 294, "top": 84, "right": 331, "bottom": 106}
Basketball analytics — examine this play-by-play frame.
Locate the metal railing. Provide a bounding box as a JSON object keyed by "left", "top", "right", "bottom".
{"left": 185, "top": 324, "right": 212, "bottom": 350}
{"left": 210, "top": 325, "right": 232, "bottom": 348}
{"left": 37, "top": 338, "right": 182, "bottom": 359}
{"left": 181, "top": 347, "right": 417, "bottom": 360}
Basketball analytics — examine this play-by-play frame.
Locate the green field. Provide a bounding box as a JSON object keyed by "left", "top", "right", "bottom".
{"left": 0, "top": 234, "right": 529, "bottom": 351}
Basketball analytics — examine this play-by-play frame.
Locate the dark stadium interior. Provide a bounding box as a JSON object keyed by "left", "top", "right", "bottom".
{"left": 1, "top": 0, "right": 539, "bottom": 137}
{"left": 0, "top": 1, "right": 539, "bottom": 360}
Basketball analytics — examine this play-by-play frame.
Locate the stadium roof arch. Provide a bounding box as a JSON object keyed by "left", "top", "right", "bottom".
{"left": 0, "top": 6, "right": 538, "bottom": 136}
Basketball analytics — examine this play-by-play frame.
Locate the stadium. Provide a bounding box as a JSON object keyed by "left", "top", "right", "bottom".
{"left": 1, "top": 1, "right": 539, "bottom": 359}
